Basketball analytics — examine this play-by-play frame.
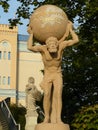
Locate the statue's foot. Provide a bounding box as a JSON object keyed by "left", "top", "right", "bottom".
{"left": 51, "top": 120, "right": 56, "bottom": 124}
{"left": 57, "top": 119, "right": 64, "bottom": 124}
{"left": 43, "top": 117, "right": 49, "bottom": 123}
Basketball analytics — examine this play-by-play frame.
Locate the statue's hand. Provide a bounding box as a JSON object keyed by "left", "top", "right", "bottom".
{"left": 68, "top": 20, "right": 73, "bottom": 30}
{"left": 61, "top": 20, "right": 73, "bottom": 39}
{"left": 27, "top": 25, "right": 33, "bottom": 34}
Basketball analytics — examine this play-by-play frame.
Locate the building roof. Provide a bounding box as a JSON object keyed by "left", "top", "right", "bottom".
{"left": 18, "top": 34, "right": 29, "bottom": 42}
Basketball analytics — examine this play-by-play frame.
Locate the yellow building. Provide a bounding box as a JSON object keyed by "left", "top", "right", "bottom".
{"left": 0, "top": 24, "right": 43, "bottom": 106}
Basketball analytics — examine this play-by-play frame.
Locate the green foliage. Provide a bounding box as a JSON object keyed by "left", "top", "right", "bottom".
{"left": 61, "top": 39, "right": 98, "bottom": 123}
{"left": 71, "top": 104, "right": 98, "bottom": 130}
{"left": 60, "top": 1, "right": 98, "bottom": 122}
{"left": 9, "top": 104, "right": 26, "bottom": 130}
{"left": 0, "top": 0, "right": 10, "bottom": 12}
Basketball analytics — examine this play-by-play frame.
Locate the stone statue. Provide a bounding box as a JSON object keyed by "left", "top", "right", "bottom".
{"left": 25, "top": 77, "right": 42, "bottom": 116}
{"left": 27, "top": 4, "right": 79, "bottom": 130}
{"left": 25, "top": 77, "right": 42, "bottom": 130}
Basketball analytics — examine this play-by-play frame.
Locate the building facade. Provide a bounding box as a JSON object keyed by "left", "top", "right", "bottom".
{"left": 0, "top": 24, "right": 44, "bottom": 106}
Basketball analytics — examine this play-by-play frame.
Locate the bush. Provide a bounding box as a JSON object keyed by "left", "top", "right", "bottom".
{"left": 71, "top": 104, "right": 98, "bottom": 130}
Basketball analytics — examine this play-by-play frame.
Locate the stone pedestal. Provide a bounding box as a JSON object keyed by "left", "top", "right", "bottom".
{"left": 35, "top": 123, "right": 70, "bottom": 130}
{"left": 25, "top": 116, "right": 37, "bottom": 130}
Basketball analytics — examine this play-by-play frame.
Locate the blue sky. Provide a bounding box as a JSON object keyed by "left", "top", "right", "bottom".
{"left": 0, "top": 0, "right": 29, "bottom": 35}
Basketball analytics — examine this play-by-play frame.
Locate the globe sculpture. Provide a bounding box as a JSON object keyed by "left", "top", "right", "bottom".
{"left": 29, "top": 5, "right": 68, "bottom": 43}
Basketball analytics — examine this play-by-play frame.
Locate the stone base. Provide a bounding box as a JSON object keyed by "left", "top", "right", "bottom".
{"left": 25, "top": 116, "right": 37, "bottom": 130}
{"left": 35, "top": 123, "right": 70, "bottom": 130}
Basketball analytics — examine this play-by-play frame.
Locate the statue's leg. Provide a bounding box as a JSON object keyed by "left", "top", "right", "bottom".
{"left": 53, "top": 74, "right": 63, "bottom": 123}
{"left": 50, "top": 89, "right": 57, "bottom": 123}
{"left": 43, "top": 82, "right": 52, "bottom": 123}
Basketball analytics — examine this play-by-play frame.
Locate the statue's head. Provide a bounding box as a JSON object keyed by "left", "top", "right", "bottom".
{"left": 28, "top": 77, "right": 35, "bottom": 84}
{"left": 46, "top": 37, "right": 59, "bottom": 53}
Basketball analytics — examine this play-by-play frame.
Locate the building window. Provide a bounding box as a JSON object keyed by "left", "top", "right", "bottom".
{"left": 3, "top": 51, "right": 6, "bottom": 59}
{"left": 3, "top": 76, "right": 6, "bottom": 85}
{"left": 8, "top": 76, "right": 10, "bottom": 85}
{"left": 8, "top": 52, "right": 11, "bottom": 60}
{"left": 0, "top": 51, "right": 2, "bottom": 59}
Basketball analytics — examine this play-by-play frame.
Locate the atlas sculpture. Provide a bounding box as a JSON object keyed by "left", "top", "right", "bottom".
{"left": 27, "top": 4, "right": 79, "bottom": 130}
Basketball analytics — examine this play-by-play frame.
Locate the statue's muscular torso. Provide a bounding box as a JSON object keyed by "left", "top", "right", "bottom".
{"left": 40, "top": 45, "right": 63, "bottom": 73}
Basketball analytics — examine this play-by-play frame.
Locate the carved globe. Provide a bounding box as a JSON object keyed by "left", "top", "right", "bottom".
{"left": 29, "top": 5, "right": 68, "bottom": 43}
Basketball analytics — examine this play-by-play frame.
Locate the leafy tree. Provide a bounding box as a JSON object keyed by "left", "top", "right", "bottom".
{"left": 0, "top": 0, "right": 9, "bottom": 12}
{"left": 61, "top": 0, "right": 98, "bottom": 123}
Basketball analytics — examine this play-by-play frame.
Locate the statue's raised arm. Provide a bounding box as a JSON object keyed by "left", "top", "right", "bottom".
{"left": 58, "top": 20, "right": 71, "bottom": 43}
{"left": 27, "top": 25, "right": 44, "bottom": 52}
{"left": 60, "top": 21, "right": 79, "bottom": 49}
